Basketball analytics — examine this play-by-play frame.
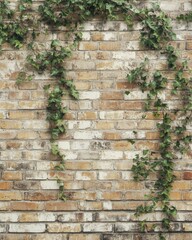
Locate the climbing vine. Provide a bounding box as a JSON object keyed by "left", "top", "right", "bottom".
{"left": 0, "top": 0, "right": 191, "bottom": 239}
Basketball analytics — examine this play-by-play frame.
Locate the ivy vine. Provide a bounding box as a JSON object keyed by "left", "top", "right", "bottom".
{"left": 0, "top": 0, "right": 191, "bottom": 239}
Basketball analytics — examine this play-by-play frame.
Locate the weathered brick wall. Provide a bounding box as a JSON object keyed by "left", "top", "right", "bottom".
{"left": 0, "top": 0, "right": 192, "bottom": 239}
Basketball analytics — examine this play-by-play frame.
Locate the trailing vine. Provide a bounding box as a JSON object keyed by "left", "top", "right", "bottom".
{"left": 0, "top": 0, "right": 192, "bottom": 239}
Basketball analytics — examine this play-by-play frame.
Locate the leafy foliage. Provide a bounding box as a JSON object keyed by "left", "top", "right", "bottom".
{"left": 139, "top": 4, "right": 176, "bottom": 50}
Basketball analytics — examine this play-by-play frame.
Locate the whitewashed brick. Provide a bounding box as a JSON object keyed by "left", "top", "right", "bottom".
{"left": 79, "top": 101, "right": 92, "bottom": 110}
{"left": 58, "top": 141, "right": 70, "bottom": 150}
{"left": 103, "top": 32, "right": 118, "bottom": 41}
{"left": 9, "top": 223, "right": 46, "bottom": 233}
{"left": 122, "top": 172, "right": 133, "bottom": 180}
{"left": 40, "top": 180, "right": 59, "bottom": 190}
{"left": 36, "top": 162, "right": 52, "bottom": 171}
{"left": 25, "top": 171, "right": 48, "bottom": 180}
{"left": 71, "top": 141, "right": 90, "bottom": 150}
{"left": 79, "top": 91, "right": 100, "bottom": 100}
{"left": 112, "top": 52, "right": 136, "bottom": 60}
{"left": 23, "top": 120, "right": 48, "bottom": 129}
{"left": 64, "top": 151, "right": 78, "bottom": 160}
{"left": 83, "top": 223, "right": 113, "bottom": 232}
{"left": 74, "top": 131, "right": 102, "bottom": 140}
{"left": 160, "top": 1, "right": 181, "bottom": 11}
{"left": 0, "top": 224, "right": 6, "bottom": 233}
{"left": 0, "top": 213, "right": 19, "bottom": 222}
{"left": 103, "top": 201, "right": 113, "bottom": 210}
{"left": 115, "top": 223, "right": 139, "bottom": 232}
{"left": 92, "top": 161, "right": 113, "bottom": 170}
{"left": 101, "top": 151, "right": 123, "bottom": 160}
{"left": 82, "top": 32, "right": 91, "bottom": 40}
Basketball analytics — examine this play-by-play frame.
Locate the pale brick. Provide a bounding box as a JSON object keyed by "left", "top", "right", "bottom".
{"left": 0, "top": 213, "right": 19, "bottom": 222}
{"left": 71, "top": 141, "right": 90, "bottom": 150}
{"left": 101, "top": 150, "right": 123, "bottom": 160}
{"left": 0, "top": 224, "right": 6, "bottom": 233}
{"left": 47, "top": 223, "right": 81, "bottom": 233}
{"left": 99, "top": 111, "right": 124, "bottom": 120}
{"left": 69, "top": 234, "right": 100, "bottom": 240}
{"left": 83, "top": 223, "right": 112, "bottom": 232}
{"left": 98, "top": 171, "right": 121, "bottom": 180}
{"left": 58, "top": 141, "right": 70, "bottom": 150}
{"left": 112, "top": 52, "right": 136, "bottom": 60}
{"left": 75, "top": 172, "right": 97, "bottom": 181}
{"left": 74, "top": 131, "right": 102, "bottom": 140}
{"left": 40, "top": 181, "right": 59, "bottom": 190}
{"left": 79, "top": 91, "right": 100, "bottom": 100}
{"left": 9, "top": 223, "right": 46, "bottom": 233}
{"left": 115, "top": 223, "right": 139, "bottom": 232}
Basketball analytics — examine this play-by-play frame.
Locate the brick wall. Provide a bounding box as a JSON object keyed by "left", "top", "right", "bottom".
{"left": 0, "top": 0, "right": 192, "bottom": 239}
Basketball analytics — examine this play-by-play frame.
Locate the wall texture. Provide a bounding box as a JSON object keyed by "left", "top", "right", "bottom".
{"left": 0, "top": 0, "right": 192, "bottom": 239}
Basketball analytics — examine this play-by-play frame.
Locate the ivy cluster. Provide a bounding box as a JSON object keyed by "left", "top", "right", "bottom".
{"left": 129, "top": 41, "right": 191, "bottom": 237}
{"left": 0, "top": 0, "right": 192, "bottom": 239}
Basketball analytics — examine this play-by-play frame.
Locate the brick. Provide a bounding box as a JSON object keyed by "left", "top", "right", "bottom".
{"left": 78, "top": 111, "right": 97, "bottom": 120}
{"left": 69, "top": 234, "right": 100, "bottom": 240}
{"left": 18, "top": 82, "right": 38, "bottom": 90}
{"left": 101, "top": 192, "right": 122, "bottom": 200}
{"left": 100, "top": 111, "right": 124, "bottom": 120}
{"left": 0, "top": 102, "right": 17, "bottom": 109}
{"left": 77, "top": 71, "right": 97, "bottom": 80}
{"left": 115, "top": 223, "right": 139, "bottom": 232}
{"left": 79, "top": 91, "right": 100, "bottom": 100}
{"left": 75, "top": 172, "right": 97, "bottom": 181}
{"left": 9, "top": 111, "right": 36, "bottom": 119}
{"left": 99, "top": 100, "right": 120, "bottom": 110}
{"left": 103, "top": 132, "right": 121, "bottom": 140}
{"left": 68, "top": 192, "right": 96, "bottom": 201}
{"left": 101, "top": 150, "right": 123, "bottom": 160}
{"left": 98, "top": 171, "right": 121, "bottom": 180}
{"left": 0, "top": 182, "right": 12, "bottom": 190}
{"left": 0, "top": 131, "right": 17, "bottom": 139}
{"left": 18, "top": 213, "right": 56, "bottom": 222}
{"left": 101, "top": 92, "right": 124, "bottom": 100}
{"left": 99, "top": 42, "right": 121, "bottom": 51}
{"left": 0, "top": 120, "right": 22, "bottom": 129}
{"left": 112, "top": 141, "right": 133, "bottom": 151}
{"left": 74, "top": 131, "right": 102, "bottom": 140}
{"left": 0, "top": 213, "right": 19, "bottom": 222}
{"left": 84, "top": 181, "right": 112, "bottom": 191}
{"left": 96, "top": 212, "right": 130, "bottom": 222}
{"left": 65, "top": 161, "right": 91, "bottom": 170}
{"left": 0, "top": 224, "right": 6, "bottom": 233}
{"left": 79, "top": 42, "right": 98, "bottom": 51}
{"left": 92, "top": 161, "right": 113, "bottom": 170}
{"left": 8, "top": 91, "right": 30, "bottom": 100}
{"left": 103, "top": 234, "right": 133, "bottom": 240}
{"left": 47, "top": 223, "right": 81, "bottom": 233}
{"left": 183, "top": 172, "right": 192, "bottom": 180}
{"left": 9, "top": 223, "right": 46, "bottom": 233}
{"left": 79, "top": 201, "right": 102, "bottom": 211}
{"left": 114, "top": 181, "right": 144, "bottom": 190}
{"left": 0, "top": 192, "right": 23, "bottom": 201}
{"left": 18, "top": 101, "right": 46, "bottom": 109}
{"left": 2, "top": 171, "right": 22, "bottom": 180}
{"left": 25, "top": 192, "right": 58, "bottom": 201}
{"left": 11, "top": 202, "right": 44, "bottom": 211}
{"left": 172, "top": 181, "right": 191, "bottom": 190}
{"left": 83, "top": 223, "right": 113, "bottom": 232}
{"left": 94, "top": 121, "right": 115, "bottom": 130}
{"left": 0, "top": 202, "right": 10, "bottom": 211}
{"left": 45, "top": 202, "right": 78, "bottom": 211}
